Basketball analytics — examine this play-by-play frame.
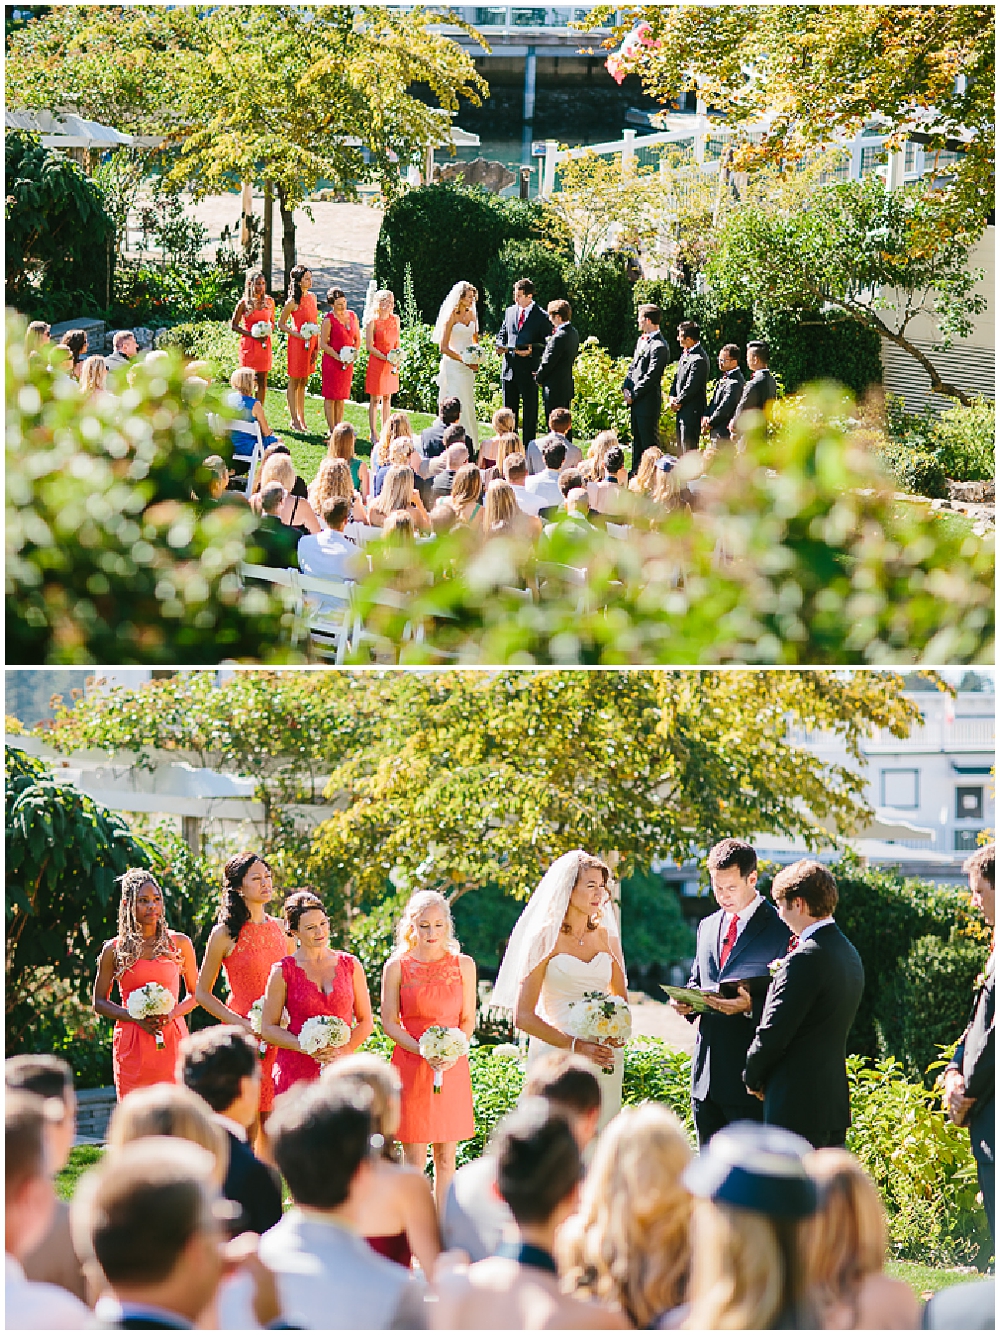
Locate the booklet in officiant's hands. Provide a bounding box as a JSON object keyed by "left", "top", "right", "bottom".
{"left": 665, "top": 974, "right": 772, "bottom": 1013}
{"left": 663, "top": 986, "right": 716, "bottom": 1013}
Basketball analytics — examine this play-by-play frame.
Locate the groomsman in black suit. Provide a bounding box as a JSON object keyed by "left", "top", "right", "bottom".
{"left": 496, "top": 278, "right": 552, "bottom": 448}
{"left": 732, "top": 339, "right": 778, "bottom": 433}
{"left": 535, "top": 298, "right": 580, "bottom": 422}
{"left": 944, "top": 844, "right": 995, "bottom": 1245}
{"left": 744, "top": 860, "right": 864, "bottom": 1150}
{"left": 668, "top": 319, "right": 710, "bottom": 452}
{"left": 701, "top": 344, "right": 745, "bottom": 442}
{"left": 672, "top": 838, "right": 791, "bottom": 1148}
{"left": 623, "top": 303, "right": 670, "bottom": 470}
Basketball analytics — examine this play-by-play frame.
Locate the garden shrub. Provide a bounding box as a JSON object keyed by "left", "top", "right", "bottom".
{"left": 483, "top": 238, "right": 570, "bottom": 329}
{"left": 930, "top": 396, "right": 996, "bottom": 482}
{"left": 348, "top": 888, "right": 409, "bottom": 1002}
{"left": 568, "top": 253, "right": 636, "bottom": 357}
{"left": 569, "top": 339, "right": 634, "bottom": 445}
{"left": 451, "top": 884, "right": 526, "bottom": 979}
{"left": 620, "top": 871, "right": 695, "bottom": 974}
{"left": 874, "top": 442, "right": 950, "bottom": 499}
{"left": 112, "top": 261, "right": 242, "bottom": 325}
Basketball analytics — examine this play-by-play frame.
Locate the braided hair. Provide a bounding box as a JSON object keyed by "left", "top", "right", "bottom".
{"left": 288, "top": 264, "right": 310, "bottom": 305}
{"left": 217, "top": 852, "right": 271, "bottom": 941}
{"left": 113, "top": 869, "right": 179, "bottom": 977}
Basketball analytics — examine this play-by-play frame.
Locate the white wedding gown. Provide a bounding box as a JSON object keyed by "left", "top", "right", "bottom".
{"left": 437, "top": 320, "right": 480, "bottom": 451}
{"left": 526, "top": 952, "right": 624, "bottom": 1131}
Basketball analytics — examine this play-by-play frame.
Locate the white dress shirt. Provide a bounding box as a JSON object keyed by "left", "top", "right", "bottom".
{"left": 524, "top": 469, "right": 564, "bottom": 508}
{"left": 5, "top": 1254, "right": 90, "bottom": 1329}
{"left": 510, "top": 483, "right": 546, "bottom": 516}
{"left": 298, "top": 529, "right": 363, "bottom": 595}
{"left": 796, "top": 916, "right": 835, "bottom": 945}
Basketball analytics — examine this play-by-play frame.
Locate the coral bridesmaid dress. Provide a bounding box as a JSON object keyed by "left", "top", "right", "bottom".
{"left": 239, "top": 297, "right": 275, "bottom": 374}
{"left": 321, "top": 311, "right": 360, "bottom": 401}
{"left": 272, "top": 951, "right": 358, "bottom": 1096}
{"left": 221, "top": 916, "right": 289, "bottom": 1115}
{"left": 391, "top": 954, "right": 474, "bottom": 1145}
{"left": 365, "top": 314, "right": 401, "bottom": 398}
{"left": 287, "top": 291, "right": 320, "bottom": 380}
{"left": 112, "top": 949, "right": 188, "bottom": 1101}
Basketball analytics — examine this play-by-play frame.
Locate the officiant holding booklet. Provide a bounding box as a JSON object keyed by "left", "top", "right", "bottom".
{"left": 668, "top": 839, "right": 790, "bottom": 1148}
{"left": 496, "top": 278, "right": 552, "bottom": 448}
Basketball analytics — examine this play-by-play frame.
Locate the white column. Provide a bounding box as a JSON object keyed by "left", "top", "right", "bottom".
{"left": 622, "top": 128, "right": 636, "bottom": 176}
{"left": 542, "top": 139, "right": 558, "bottom": 197}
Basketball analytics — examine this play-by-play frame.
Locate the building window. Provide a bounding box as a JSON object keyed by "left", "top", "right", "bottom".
{"left": 881, "top": 769, "right": 919, "bottom": 810}
{"left": 956, "top": 786, "right": 984, "bottom": 821}
{"left": 860, "top": 144, "right": 886, "bottom": 175}
{"left": 511, "top": 7, "right": 547, "bottom": 26}
{"left": 475, "top": 6, "right": 508, "bottom": 23}
{"left": 955, "top": 830, "right": 983, "bottom": 852}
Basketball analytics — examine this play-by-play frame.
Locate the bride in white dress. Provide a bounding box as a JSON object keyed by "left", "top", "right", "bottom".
{"left": 493, "top": 850, "right": 628, "bottom": 1129}
{"left": 434, "top": 281, "right": 480, "bottom": 453}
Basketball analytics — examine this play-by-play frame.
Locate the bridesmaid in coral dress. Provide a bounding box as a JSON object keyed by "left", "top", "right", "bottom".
{"left": 364, "top": 289, "right": 401, "bottom": 445}
{"left": 195, "top": 852, "right": 292, "bottom": 1146}
{"left": 381, "top": 891, "right": 476, "bottom": 1207}
{"left": 261, "top": 891, "right": 373, "bottom": 1095}
{"left": 231, "top": 269, "right": 276, "bottom": 403}
{"left": 278, "top": 264, "right": 319, "bottom": 432}
{"left": 319, "top": 286, "right": 361, "bottom": 432}
{"left": 93, "top": 869, "right": 199, "bottom": 1101}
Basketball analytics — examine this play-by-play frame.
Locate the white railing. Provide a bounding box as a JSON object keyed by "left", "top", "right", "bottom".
{"left": 865, "top": 719, "right": 995, "bottom": 752}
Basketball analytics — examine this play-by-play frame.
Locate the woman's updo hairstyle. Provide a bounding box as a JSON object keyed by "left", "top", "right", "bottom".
{"left": 561, "top": 853, "right": 612, "bottom": 936}
{"left": 393, "top": 890, "right": 460, "bottom": 958}
{"left": 288, "top": 263, "right": 310, "bottom": 305}
{"left": 218, "top": 852, "right": 269, "bottom": 940}
{"left": 284, "top": 890, "right": 326, "bottom": 936}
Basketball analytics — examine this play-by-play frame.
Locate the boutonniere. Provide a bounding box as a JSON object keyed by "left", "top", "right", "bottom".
{"left": 768, "top": 957, "right": 784, "bottom": 979}
{"left": 974, "top": 970, "right": 987, "bottom": 993}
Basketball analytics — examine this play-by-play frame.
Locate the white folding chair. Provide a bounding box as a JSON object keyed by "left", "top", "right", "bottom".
{"left": 607, "top": 521, "right": 632, "bottom": 539}
{"left": 344, "top": 522, "right": 383, "bottom": 547}
{"left": 211, "top": 415, "right": 263, "bottom": 495}
{"left": 295, "top": 571, "right": 357, "bottom": 664}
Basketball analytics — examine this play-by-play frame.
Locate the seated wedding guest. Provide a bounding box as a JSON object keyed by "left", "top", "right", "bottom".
{"left": 589, "top": 445, "right": 628, "bottom": 515}
{"left": 525, "top": 407, "right": 582, "bottom": 475}
{"left": 923, "top": 1278, "right": 995, "bottom": 1329}
{"left": 71, "top": 1137, "right": 248, "bottom": 1330}
{"left": 483, "top": 479, "right": 541, "bottom": 542}
{"left": 433, "top": 1099, "right": 626, "bottom": 1330}
{"left": 308, "top": 457, "right": 367, "bottom": 525}
{"left": 372, "top": 411, "right": 416, "bottom": 472}
{"left": 374, "top": 437, "right": 420, "bottom": 500}
{"left": 544, "top": 488, "right": 592, "bottom": 538}
{"left": 559, "top": 1104, "right": 692, "bottom": 1329}
{"left": 298, "top": 498, "right": 365, "bottom": 595}
{"left": 107, "top": 1084, "right": 229, "bottom": 1189}
{"left": 6, "top": 1092, "right": 91, "bottom": 1329}
{"left": 79, "top": 355, "right": 109, "bottom": 397}
{"left": 327, "top": 421, "right": 370, "bottom": 499}
{"left": 800, "top": 1149, "right": 920, "bottom": 1330}
{"left": 447, "top": 463, "right": 484, "bottom": 529}
{"left": 503, "top": 453, "right": 546, "bottom": 517}
{"left": 429, "top": 439, "right": 470, "bottom": 499}
{"left": 679, "top": 1122, "right": 819, "bottom": 1330}
{"left": 229, "top": 367, "right": 279, "bottom": 459}
{"left": 368, "top": 465, "right": 430, "bottom": 532}
{"left": 249, "top": 483, "right": 305, "bottom": 569}
{"left": 383, "top": 510, "right": 416, "bottom": 544}
{"left": 629, "top": 446, "right": 663, "bottom": 496}
{"left": 429, "top": 500, "right": 459, "bottom": 536}
{"left": 480, "top": 408, "right": 517, "bottom": 467}
{"left": 179, "top": 1027, "right": 283, "bottom": 1239}
{"left": 585, "top": 429, "right": 618, "bottom": 482}
{"left": 260, "top": 1083, "right": 428, "bottom": 1329}
{"left": 6, "top": 1057, "right": 86, "bottom": 1304}
{"left": 524, "top": 437, "right": 567, "bottom": 508}
{"left": 251, "top": 443, "right": 309, "bottom": 500}
{"left": 105, "top": 330, "right": 138, "bottom": 373}
{"left": 420, "top": 396, "right": 471, "bottom": 462}
{"left": 200, "top": 455, "right": 247, "bottom": 508}
{"left": 25, "top": 320, "right": 51, "bottom": 356}
{"left": 480, "top": 431, "right": 522, "bottom": 489}
{"left": 322, "top": 1054, "right": 441, "bottom": 1274}
{"left": 558, "top": 467, "right": 584, "bottom": 501}
{"left": 442, "top": 1053, "right": 601, "bottom": 1263}
{"left": 251, "top": 455, "right": 321, "bottom": 536}
{"left": 58, "top": 329, "right": 89, "bottom": 379}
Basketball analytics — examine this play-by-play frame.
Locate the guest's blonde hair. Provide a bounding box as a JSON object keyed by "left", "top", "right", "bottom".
{"left": 483, "top": 478, "right": 518, "bottom": 535}
{"left": 230, "top": 367, "right": 257, "bottom": 398}
{"left": 490, "top": 432, "right": 522, "bottom": 476}
{"left": 558, "top": 1104, "right": 693, "bottom": 1327}
{"left": 79, "top": 356, "right": 108, "bottom": 394}
{"left": 683, "top": 1200, "right": 785, "bottom": 1330}
{"left": 309, "top": 457, "right": 354, "bottom": 512}
{"left": 491, "top": 407, "right": 516, "bottom": 435}
{"left": 107, "top": 1085, "right": 228, "bottom": 1187}
{"left": 450, "top": 462, "right": 482, "bottom": 510}
{"left": 588, "top": 429, "right": 619, "bottom": 482}
{"left": 259, "top": 453, "right": 296, "bottom": 492}
{"left": 322, "top": 1053, "right": 402, "bottom": 1144}
{"left": 327, "top": 421, "right": 356, "bottom": 462}
{"left": 388, "top": 438, "right": 413, "bottom": 466}
{"left": 370, "top": 465, "right": 414, "bottom": 519}
{"left": 383, "top": 510, "right": 414, "bottom": 542}
{"left": 393, "top": 890, "right": 460, "bottom": 957}
{"left": 799, "top": 1150, "right": 887, "bottom": 1319}
{"left": 630, "top": 446, "right": 663, "bottom": 495}
{"left": 374, "top": 411, "right": 413, "bottom": 466}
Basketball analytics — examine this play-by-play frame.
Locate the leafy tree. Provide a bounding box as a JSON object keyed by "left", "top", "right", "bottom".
{"left": 5, "top": 315, "right": 298, "bottom": 664}
{"left": 5, "top": 130, "right": 114, "bottom": 314}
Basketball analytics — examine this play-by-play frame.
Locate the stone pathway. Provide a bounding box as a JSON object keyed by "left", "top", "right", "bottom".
{"left": 629, "top": 992, "right": 696, "bottom": 1055}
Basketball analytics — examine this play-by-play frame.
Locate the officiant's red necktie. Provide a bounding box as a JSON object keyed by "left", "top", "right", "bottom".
{"left": 517, "top": 308, "right": 526, "bottom": 331}
{"left": 720, "top": 914, "right": 739, "bottom": 968}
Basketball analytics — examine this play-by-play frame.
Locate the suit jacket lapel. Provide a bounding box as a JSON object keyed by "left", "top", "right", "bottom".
{"left": 706, "top": 908, "right": 724, "bottom": 980}
{"left": 721, "top": 901, "right": 769, "bottom": 976}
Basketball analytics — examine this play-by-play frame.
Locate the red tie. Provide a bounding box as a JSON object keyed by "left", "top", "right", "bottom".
{"left": 720, "top": 915, "right": 739, "bottom": 968}
{"left": 787, "top": 934, "right": 799, "bottom": 953}
{"left": 517, "top": 308, "right": 526, "bottom": 331}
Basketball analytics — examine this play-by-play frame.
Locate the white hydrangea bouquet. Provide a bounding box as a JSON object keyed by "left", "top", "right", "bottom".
{"left": 419, "top": 1026, "right": 469, "bottom": 1091}
{"left": 247, "top": 997, "right": 268, "bottom": 1056}
{"left": 126, "top": 982, "right": 175, "bottom": 1048}
{"left": 566, "top": 991, "right": 632, "bottom": 1047}
{"left": 461, "top": 345, "right": 483, "bottom": 367}
{"left": 339, "top": 345, "right": 357, "bottom": 364}
{"left": 250, "top": 320, "right": 271, "bottom": 339}
{"left": 387, "top": 348, "right": 403, "bottom": 368}
{"left": 298, "top": 1014, "right": 351, "bottom": 1059}
{"left": 299, "top": 322, "right": 320, "bottom": 340}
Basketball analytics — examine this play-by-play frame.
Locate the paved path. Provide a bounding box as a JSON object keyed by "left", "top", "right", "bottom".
{"left": 187, "top": 193, "right": 384, "bottom": 313}
{"left": 629, "top": 993, "right": 696, "bottom": 1055}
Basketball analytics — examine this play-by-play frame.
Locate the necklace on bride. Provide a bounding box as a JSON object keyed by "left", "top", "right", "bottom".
{"left": 563, "top": 915, "right": 589, "bottom": 948}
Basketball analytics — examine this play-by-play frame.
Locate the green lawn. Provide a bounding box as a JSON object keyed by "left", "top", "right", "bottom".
{"left": 56, "top": 1144, "right": 104, "bottom": 1201}
{"left": 887, "top": 1259, "right": 986, "bottom": 1298}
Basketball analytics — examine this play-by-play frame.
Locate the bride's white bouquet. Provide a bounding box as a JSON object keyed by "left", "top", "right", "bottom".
{"left": 338, "top": 345, "right": 357, "bottom": 365}
{"left": 247, "top": 997, "right": 268, "bottom": 1056}
{"left": 460, "top": 345, "right": 482, "bottom": 367}
{"left": 299, "top": 322, "right": 320, "bottom": 340}
{"left": 419, "top": 1026, "right": 469, "bottom": 1091}
{"left": 126, "top": 982, "right": 175, "bottom": 1048}
{"left": 250, "top": 320, "right": 271, "bottom": 339}
{"left": 566, "top": 990, "right": 632, "bottom": 1046}
{"left": 298, "top": 1014, "right": 351, "bottom": 1058}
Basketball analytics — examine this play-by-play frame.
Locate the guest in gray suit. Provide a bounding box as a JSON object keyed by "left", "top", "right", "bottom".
{"left": 261, "top": 1084, "right": 427, "bottom": 1329}
{"left": 944, "top": 843, "right": 995, "bottom": 1246}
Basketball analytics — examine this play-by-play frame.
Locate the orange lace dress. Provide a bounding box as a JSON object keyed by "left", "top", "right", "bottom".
{"left": 221, "top": 916, "right": 289, "bottom": 1114}
{"left": 391, "top": 954, "right": 474, "bottom": 1144}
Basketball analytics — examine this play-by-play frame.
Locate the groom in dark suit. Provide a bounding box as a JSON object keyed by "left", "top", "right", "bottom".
{"left": 496, "top": 278, "right": 552, "bottom": 448}
{"left": 535, "top": 298, "right": 580, "bottom": 421}
{"left": 668, "top": 319, "right": 711, "bottom": 453}
{"left": 744, "top": 860, "right": 865, "bottom": 1149}
{"left": 623, "top": 303, "right": 670, "bottom": 471}
{"left": 672, "top": 838, "right": 791, "bottom": 1148}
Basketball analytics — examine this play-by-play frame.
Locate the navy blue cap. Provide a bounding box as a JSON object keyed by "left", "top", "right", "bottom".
{"left": 682, "top": 1121, "right": 818, "bottom": 1219}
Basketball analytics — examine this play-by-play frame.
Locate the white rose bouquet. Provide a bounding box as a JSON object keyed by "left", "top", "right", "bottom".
{"left": 298, "top": 1014, "right": 351, "bottom": 1059}
{"left": 247, "top": 997, "right": 268, "bottom": 1056}
{"left": 299, "top": 322, "right": 320, "bottom": 341}
{"left": 566, "top": 990, "right": 632, "bottom": 1047}
{"left": 250, "top": 320, "right": 271, "bottom": 340}
{"left": 419, "top": 1026, "right": 470, "bottom": 1091}
{"left": 492, "top": 1043, "right": 521, "bottom": 1060}
{"left": 126, "top": 982, "right": 175, "bottom": 1048}
{"left": 339, "top": 345, "right": 357, "bottom": 365}
{"left": 387, "top": 348, "right": 403, "bottom": 368}
{"left": 461, "top": 345, "right": 482, "bottom": 367}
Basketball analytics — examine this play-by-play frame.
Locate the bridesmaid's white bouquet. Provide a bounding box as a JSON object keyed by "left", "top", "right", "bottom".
{"left": 298, "top": 1014, "right": 351, "bottom": 1057}
{"left": 299, "top": 322, "right": 320, "bottom": 340}
{"left": 338, "top": 345, "right": 357, "bottom": 365}
{"left": 420, "top": 1026, "right": 469, "bottom": 1092}
{"left": 250, "top": 321, "right": 271, "bottom": 339}
{"left": 387, "top": 348, "right": 403, "bottom": 368}
{"left": 126, "top": 982, "right": 174, "bottom": 1048}
{"left": 247, "top": 997, "right": 268, "bottom": 1056}
{"left": 492, "top": 1043, "right": 521, "bottom": 1060}
{"left": 460, "top": 345, "right": 482, "bottom": 367}
{"left": 567, "top": 991, "right": 632, "bottom": 1046}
